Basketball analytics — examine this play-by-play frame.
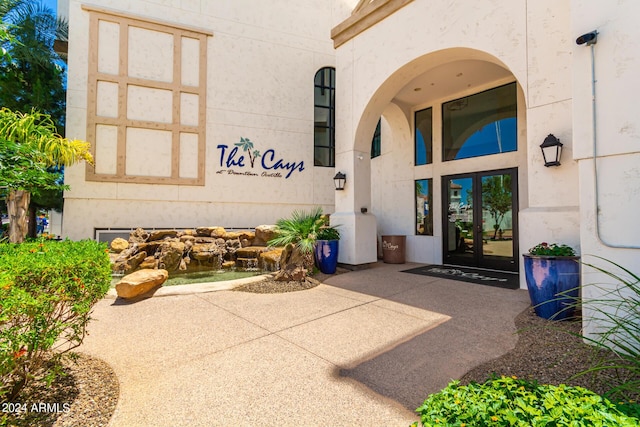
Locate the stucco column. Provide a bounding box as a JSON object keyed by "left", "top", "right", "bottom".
{"left": 330, "top": 148, "right": 377, "bottom": 265}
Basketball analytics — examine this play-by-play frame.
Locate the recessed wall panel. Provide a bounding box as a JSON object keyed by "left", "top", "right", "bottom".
{"left": 179, "top": 133, "right": 199, "bottom": 178}
{"left": 180, "top": 93, "right": 199, "bottom": 126}
{"left": 97, "top": 20, "right": 119, "bottom": 75}
{"left": 127, "top": 85, "right": 173, "bottom": 123}
{"left": 125, "top": 128, "right": 172, "bottom": 177}
{"left": 128, "top": 26, "right": 173, "bottom": 82}
{"left": 181, "top": 37, "right": 200, "bottom": 87}
{"left": 94, "top": 125, "right": 118, "bottom": 174}
{"left": 96, "top": 81, "right": 119, "bottom": 117}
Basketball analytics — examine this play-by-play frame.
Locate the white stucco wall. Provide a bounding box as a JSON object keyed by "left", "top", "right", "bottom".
{"left": 63, "top": 0, "right": 339, "bottom": 239}
{"left": 61, "top": 0, "right": 640, "bottom": 306}
{"left": 571, "top": 0, "right": 640, "bottom": 338}
{"left": 334, "top": 0, "right": 580, "bottom": 276}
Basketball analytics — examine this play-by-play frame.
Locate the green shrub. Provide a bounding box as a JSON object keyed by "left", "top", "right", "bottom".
{"left": 413, "top": 376, "right": 640, "bottom": 427}
{"left": 0, "top": 239, "right": 111, "bottom": 402}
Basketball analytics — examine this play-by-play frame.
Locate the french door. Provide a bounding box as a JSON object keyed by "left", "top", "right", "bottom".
{"left": 442, "top": 168, "right": 518, "bottom": 272}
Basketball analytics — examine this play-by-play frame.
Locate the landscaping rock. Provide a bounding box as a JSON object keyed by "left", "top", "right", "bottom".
{"left": 236, "top": 246, "right": 269, "bottom": 259}
{"left": 112, "top": 245, "right": 147, "bottom": 274}
{"left": 274, "top": 265, "right": 307, "bottom": 282}
{"left": 149, "top": 229, "right": 178, "bottom": 241}
{"left": 195, "top": 226, "right": 225, "bottom": 237}
{"left": 139, "top": 256, "right": 158, "bottom": 270}
{"left": 110, "top": 237, "right": 129, "bottom": 253}
{"left": 115, "top": 269, "right": 168, "bottom": 299}
{"left": 191, "top": 242, "right": 224, "bottom": 262}
{"left": 224, "top": 230, "right": 255, "bottom": 242}
{"left": 111, "top": 225, "right": 284, "bottom": 275}
{"left": 157, "top": 241, "right": 185, "bottom": 271}
{"left": 254, "top": 224, "right": 278, "bottom": 246}
{"left": 260, "top": 248, "right": 284, "bottom": 271}
{"left": 129, "top": 228, "right": 149, "bottom": 243}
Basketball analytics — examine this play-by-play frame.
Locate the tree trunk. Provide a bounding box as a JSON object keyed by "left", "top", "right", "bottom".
{"left": 7, "top": 190, "right": 30, "bottom": 243}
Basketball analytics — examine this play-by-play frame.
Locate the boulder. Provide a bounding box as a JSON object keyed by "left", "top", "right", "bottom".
{"left": 236, "top": 246, "right": 269, "bottom": 259}
{"left": 224, "top": 230, "right": 255, "bottom": 242}
{"left": 129, "top": 228, "right": 150, "bottom": 243}
{"left": 221, "top": 261, "right": 236, "bottom": 269}
{"left": 115, "top": 269, "right": 168, "bottom": 299}
{"left": 274, "top": 265, "right": 307, "bottom": 282}
{"left": 224, "top": 238, "right": 242, "bottom": 258}
{"left": 112, "top": 246, "right": 147, "bottom": 274}
{"left": 110, "top": 237, "right": 129, "bottom": 253}
{"left": 210, "top": 227, "right": 227, "bottom": 238}
{"left": 191, "top": 242, "right": 225, "bottom": 261}
{"left": 194, "top": 236, "right": 216, "bottom": 244}
{"left": 260, "top": 248, "right": 284, "bottom": 272}
{"left": 149, "top": 230, "right": 178, "bottom": 241}
{"left": 196, "top": 226, "right": 226, "bottom": 237}
{"left": 180, "top": 234, "right": 196, "bottom": 243}
{"left": 157, "top": 241, "right": 185, "bottom": 271}
{"left": 138, "top": 241, "right": 161, "bottom": 255}
{"left": 139, "top": 256, "right": 158, "bottom": 270}
{"left": 254, "top": 225, "right": 279, "bottom": 246}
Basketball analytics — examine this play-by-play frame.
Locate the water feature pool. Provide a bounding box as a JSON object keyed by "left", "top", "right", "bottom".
{"left": 163, "top": 269, "right": 262, "bottom": 286}
{"left": 111, "top": 268, "right": 266, "bottom": 287}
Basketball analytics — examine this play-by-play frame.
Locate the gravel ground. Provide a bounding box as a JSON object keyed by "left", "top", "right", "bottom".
{"left": 5, "top": 277, "right": 635, "bottom": 426}
{"left": 3, "top": 353, "right": 119, "bottom": 427}
{"left": 460, "top": 307, "right": 636, "bottom": 399}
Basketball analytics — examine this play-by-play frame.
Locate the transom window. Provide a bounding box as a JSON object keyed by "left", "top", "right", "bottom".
{"left": 314, "top": 67, "right": 335, "bottom": 167}
{"left": 442, "top": 82, "right": 517, "bottom": 161}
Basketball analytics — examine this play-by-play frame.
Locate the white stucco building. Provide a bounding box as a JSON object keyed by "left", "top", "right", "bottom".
{"left": 61, "top": 0, "right": 640, "bottom": 333}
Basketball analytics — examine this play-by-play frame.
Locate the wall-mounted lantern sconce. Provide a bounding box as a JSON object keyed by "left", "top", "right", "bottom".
{"left": 333, "top": 172, "right": 346, "bottom": 190}
{"left": 540, "top": 134, "right": 563, "bottom": 167}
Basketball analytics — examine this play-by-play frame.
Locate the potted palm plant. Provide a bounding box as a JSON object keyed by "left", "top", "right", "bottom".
{"left": 267, "top": 207, "right": 341, "bottom": 276}
{"left": 523, "top": 242, "right": 580, "bottom": 320}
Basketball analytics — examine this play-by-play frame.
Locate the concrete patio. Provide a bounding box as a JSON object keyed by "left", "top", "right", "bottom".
{"left": 78, "top": 262, "right": 530, "bottom": 426}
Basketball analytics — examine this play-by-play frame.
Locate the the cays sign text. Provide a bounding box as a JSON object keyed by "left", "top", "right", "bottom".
{"left": 216, "top": 137, "right": 304, "bottom": 179}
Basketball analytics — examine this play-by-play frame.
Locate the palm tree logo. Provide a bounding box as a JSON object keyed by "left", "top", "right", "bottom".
{"left": 234, "top": 137, "right": 261, "bottom": 168}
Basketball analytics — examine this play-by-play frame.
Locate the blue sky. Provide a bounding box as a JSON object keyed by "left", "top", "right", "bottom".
{"left": 42, "top": 0, "right": 57, "bottom": 13}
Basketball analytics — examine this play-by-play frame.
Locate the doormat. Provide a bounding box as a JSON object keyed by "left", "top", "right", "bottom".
{"left": 402, "top": 265, "right": 520, "bottom": 289}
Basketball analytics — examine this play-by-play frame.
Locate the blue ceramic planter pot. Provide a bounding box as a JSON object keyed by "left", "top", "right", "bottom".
{"left": 523, "top": 255, "right": 580, "bottom": 320}
{"left": 314, "top": 240, "right": 339, "bottom": 274}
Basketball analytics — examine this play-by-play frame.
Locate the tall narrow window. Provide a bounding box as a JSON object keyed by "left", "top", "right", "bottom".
{"left": 371, "top": 119, "right": 381, "bottom": 158}
{"left": 442, "top": 82, "right": 517, "bottom": 161}
{"left": 415, "top": 179, "right": 433, "bottom": 235}
{"left": 314, "top": 67, "right": 335, "bottom": 167}
{"left": 415, "top": 107, "right": 432, "bottom": 165}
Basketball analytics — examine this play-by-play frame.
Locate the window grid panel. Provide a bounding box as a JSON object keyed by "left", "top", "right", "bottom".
{"left": 85, "top": 7, "right": 209, "bottom": 185}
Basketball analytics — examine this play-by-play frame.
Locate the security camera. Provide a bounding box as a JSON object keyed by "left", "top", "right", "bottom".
{"left": 576, "top": 31, "right": 598, "bottom": 46}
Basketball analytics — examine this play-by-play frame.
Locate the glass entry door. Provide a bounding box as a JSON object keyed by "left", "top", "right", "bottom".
{"left": 442, "top": 168, "right": 518, "bottom": 272}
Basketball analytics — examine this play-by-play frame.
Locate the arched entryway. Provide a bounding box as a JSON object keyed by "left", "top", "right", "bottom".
{"left": 335, "top": 48, "right": 527, "bottom": 272}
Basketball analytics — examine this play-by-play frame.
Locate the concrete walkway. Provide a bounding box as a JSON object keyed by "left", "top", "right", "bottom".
{"left": 78, "top": 262, "right": 530, "bottom": 426}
